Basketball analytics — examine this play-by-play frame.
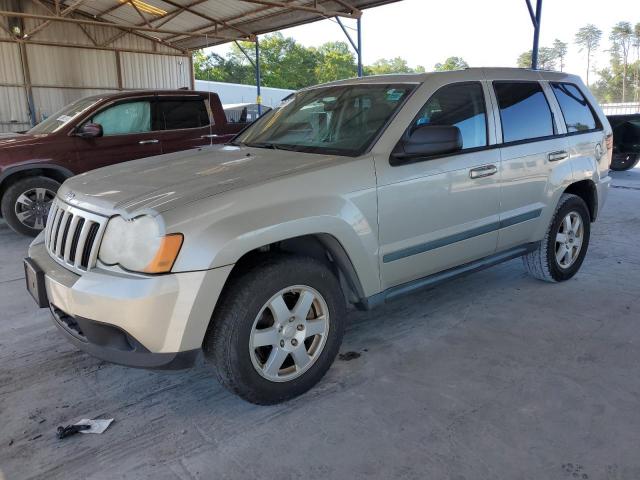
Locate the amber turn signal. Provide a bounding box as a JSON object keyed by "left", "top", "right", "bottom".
{"left": 144, "top": 233, "right": 183, "bottom": 274}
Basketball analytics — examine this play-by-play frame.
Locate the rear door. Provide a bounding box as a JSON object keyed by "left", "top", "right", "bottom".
{"left": 153, "top": 95, "right": 215, "bottom": 154}
{"left": 491, "top": 80, "right": 570, "bottom": 251}
{"left": 72, "top": 97, "right": 162, "bottom": 172}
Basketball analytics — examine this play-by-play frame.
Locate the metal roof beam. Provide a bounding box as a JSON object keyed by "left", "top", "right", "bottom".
{"left": 237, "top": 0, "right": 361, "bottom": 19}
{"left": 25, "top": 0, "right": 90, "bottom": 38}
{"left": 0, "top": 10, "right": 244, "bottom": 42}
{"left": 157, "top": 0, "right": 252, "bottom": 37}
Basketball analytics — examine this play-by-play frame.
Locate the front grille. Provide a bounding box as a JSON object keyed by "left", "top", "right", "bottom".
{"left": 44, "top": 198, "right": 108, "bottom": 273}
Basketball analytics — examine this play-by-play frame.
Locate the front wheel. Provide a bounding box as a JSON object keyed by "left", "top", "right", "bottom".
{"left": 522, "top": 193, "right": 591, "bottom": 282}
{"left": 203, "top": 255, "right": 346, "bottom": 404}
{"left": 1, "top": 176, "right": 59, "bottom": 237}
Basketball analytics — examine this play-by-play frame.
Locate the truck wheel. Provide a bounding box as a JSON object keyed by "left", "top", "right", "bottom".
{"left": 610, "top": 153, "right": 639, "bottom": 171}
{"left": 203, "top": 255, "right": 346, "bottom": 405}
{"left": 522, "top": 193, "right": 591, "bottom": 282}
{"left": 1, "top": 176, "right": 59, "bottom": 237}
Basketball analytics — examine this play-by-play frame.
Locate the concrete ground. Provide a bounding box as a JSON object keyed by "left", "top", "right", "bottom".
{"left": 1, "top": 167, "right": 639, "bottom": 480}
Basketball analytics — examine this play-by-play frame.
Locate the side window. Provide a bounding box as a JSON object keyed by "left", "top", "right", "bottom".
{"left": 413, "top": 82, "right": 487, "bottom": 149}
{"left": 550, "top": 82, "right": 599, "bottom": 133}
{"left": 91, "top": 100, "right": 151, "bottom": 136}
{"left": 494, "top": 82, "right": 554, "bottom": 143}
{"left": 157, "top": 99, "right": 210, "bottom": 130}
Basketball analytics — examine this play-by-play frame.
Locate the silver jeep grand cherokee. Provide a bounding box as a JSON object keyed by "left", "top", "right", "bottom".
{"left": 25, "top": 68, "right": 612, "bottom": 404}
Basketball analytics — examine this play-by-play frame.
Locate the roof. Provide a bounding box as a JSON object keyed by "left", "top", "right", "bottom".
{"left": 7, "top": 1, "right": 403, "bottom": 51}
{"left": 299, "top": 67, "right": 582, "bottom": 90}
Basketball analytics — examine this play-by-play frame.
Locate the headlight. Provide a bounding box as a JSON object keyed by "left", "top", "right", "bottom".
{"left": 98, "top": 215, "right": 183, "bottom": 274}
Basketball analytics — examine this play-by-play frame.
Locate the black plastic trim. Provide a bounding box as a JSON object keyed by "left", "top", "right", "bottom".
{"left": 383, "top": 208, "right": 542, "bottom": 263}
{"left": 363, "top": 242, "right": 540, "bottom": 309}
{"left": 49, "top": 306, "right": 198, "bottom": 370}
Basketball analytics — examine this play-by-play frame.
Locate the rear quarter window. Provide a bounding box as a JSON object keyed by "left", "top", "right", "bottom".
{"left": 550, "top": 82, "right": 600, "bottom": 133}
{"left": 494, "top": 81, "right": 555, "bottom": 143}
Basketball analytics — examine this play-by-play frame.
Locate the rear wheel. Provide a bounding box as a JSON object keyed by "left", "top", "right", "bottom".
{"left": 1, "top": 176, "right": 59, "bottom": 236}
{"left": 522, "top": 193, "right": 591, "bottom": 282}
{"left": 203, "top": 255, "right": 346, "bottom": 404}
{"left": 610, "top": 153, "right": 640, "bottom": 171}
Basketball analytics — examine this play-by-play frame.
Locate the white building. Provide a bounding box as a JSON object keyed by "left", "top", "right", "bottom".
{"left": 195, "top": 80, "right": 294, "bottom": 108}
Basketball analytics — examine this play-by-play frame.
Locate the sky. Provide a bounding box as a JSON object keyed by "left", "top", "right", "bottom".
{"left": 206, "top": 0, "right": 638, "bottom": 84}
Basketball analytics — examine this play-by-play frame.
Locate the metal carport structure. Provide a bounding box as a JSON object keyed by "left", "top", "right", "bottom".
{"left": 0, "top": 0, "right": 545, "bottom": 127}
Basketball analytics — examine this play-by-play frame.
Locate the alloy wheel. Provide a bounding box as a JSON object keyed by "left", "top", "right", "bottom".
{"left": 249, "top": 285, "right": 330, "bottom": 382}
{"left": 555, "top": 211, "right": 584, "bottom": 269}
{"left": 14, "top": 187, "right": 56, "bottom": 230}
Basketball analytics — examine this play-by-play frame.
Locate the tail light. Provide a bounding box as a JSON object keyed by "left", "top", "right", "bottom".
{"left": 605, "top": 134, "right": 613, "bottom": 151}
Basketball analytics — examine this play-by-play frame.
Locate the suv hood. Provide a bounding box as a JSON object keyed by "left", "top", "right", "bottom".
{"left": 58, "top": 144, "right": 340, "bottom": 216}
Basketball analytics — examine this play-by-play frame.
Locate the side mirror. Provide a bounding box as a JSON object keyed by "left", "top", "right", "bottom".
{"left": 391, "top": 125, "right": 462, "bottom": 163}
{"left": 75, "top": 123, "right": 103, "bottom": 138}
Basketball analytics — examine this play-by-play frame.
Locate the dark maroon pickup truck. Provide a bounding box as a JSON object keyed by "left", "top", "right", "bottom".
{"left": 0, "top": 90, "right": 245, "bottom": 236}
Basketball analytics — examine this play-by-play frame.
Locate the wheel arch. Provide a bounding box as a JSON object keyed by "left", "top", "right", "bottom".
{"left": 563, "top": 179, "right": 598, "bottom": 221}
{"left": 225, "top": 233, "right": 369, "bottom": 309}
{"left": 0, "top": 164, "right": 72, "bottom": 208}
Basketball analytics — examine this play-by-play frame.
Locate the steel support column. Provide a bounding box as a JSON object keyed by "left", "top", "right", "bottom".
{"left": 336, "top": 16, "right": 363, "bottom": 77}
{"left": 526, "top": 0, "right": 543, "bottom": 69}
{"left": 255, "top": 36, "right": 262, "bottom": 115}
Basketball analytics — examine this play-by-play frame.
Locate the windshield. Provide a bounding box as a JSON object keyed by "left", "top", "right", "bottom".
{"left": 235, "top": 83, "right": 417, "bottom": 156}
{"left": 28, "top": 96, "right": 102, "bottom": 134}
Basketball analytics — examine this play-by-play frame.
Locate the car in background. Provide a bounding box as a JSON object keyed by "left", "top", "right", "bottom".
{"left": 0, "top": 90, "right": 244, "bottom": 236}
{"left": 223, "top": 103, "right": 272, "bottom": 125}
{"left": 606, "top": 113, "right": 640, "bottom": 171}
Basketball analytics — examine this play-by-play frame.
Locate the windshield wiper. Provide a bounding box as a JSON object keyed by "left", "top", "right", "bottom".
{"left": 245, "top": 142, "right": 279, "bottom": 149}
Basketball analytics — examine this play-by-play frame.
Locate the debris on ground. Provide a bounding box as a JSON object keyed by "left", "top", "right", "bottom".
{"left": 56, "top": 418, "right": 114, "bottom": 440}
{"left": 339, "top": 351, "right": 361, "bottom": 361}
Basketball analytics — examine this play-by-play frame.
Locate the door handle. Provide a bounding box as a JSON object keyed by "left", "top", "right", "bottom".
{"left": 469, "top": 164, "right": 498, "bottom": 179}
{"left": 201, "top": 134, "right": 220, "bottom": 139}
{"left": 548, "top": 150, "right": 568, "bottom": 162}
{"left": 138, "top": 139, "right": 159, "bottom": 145}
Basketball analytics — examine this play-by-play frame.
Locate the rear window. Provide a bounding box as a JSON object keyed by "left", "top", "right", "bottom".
{"left": 494, "top": 82, "right": 555, "bottom": 143}
{"left": 157, "top": 98, "right": 210, "bottom": 130}
{"left": 550, "top": 83, "right": 599, "bottom": 133}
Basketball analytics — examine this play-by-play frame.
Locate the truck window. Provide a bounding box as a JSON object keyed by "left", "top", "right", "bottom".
{"left": 413, "top": 82, "right": 487, "bottom": 149}
{"left": 92, "top": 100, "right": 151, "bottom": 136}
{"left": 157, "top": 98, "right": 210, "bottom": 130}
{"left": 550, "top": 83, "right": 599, "bottom": 133}
{"left": 494, "top": 82, "right": 554, "bottom": 143}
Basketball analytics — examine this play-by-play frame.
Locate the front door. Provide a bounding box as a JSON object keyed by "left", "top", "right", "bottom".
{"left": 72, "top": 97, "right": 161, "bottom": 173}
{"left": 376, "top": 81, "right": 501, "bottom": 289}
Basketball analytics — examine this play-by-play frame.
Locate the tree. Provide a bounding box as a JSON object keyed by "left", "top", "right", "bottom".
{"left": 517, "top": 50, "right": 532, "bottom": 68}
{"left": 516, "top": 48, "right": 555, "bottom": 70}
{"left": 433, "top": 56, "right": 469, "bottom": 71}
{"left": 314, "top": 42, "right": 357, "bottom": 84}
{"left": 553, "top": 39, "right": 568, "bottom": 72}
{"left": 575, "top": 24, "right": 602, "bottom": 86}
{"left": 365, "top": 57, "right": 422, "bottom": 75}
{"left": 610, "top": 21, "right": 634, "bottom": 102}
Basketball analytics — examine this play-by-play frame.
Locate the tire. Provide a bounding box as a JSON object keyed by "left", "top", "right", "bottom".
{"left": 203, "top": 255, "right": 346, "bottom": 404}
{"left": 1, "top": 176, "right": 60, "bottom": 237}
{"left": 522, "top": 193, "right": 591, "bottom": 282}
{"left": 610, "top": 153, "right": 640, "bottom": 171}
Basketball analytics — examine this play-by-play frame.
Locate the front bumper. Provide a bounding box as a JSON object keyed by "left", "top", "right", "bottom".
{"left": 27, "top": 238, "right": 233, "bottom": 369}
